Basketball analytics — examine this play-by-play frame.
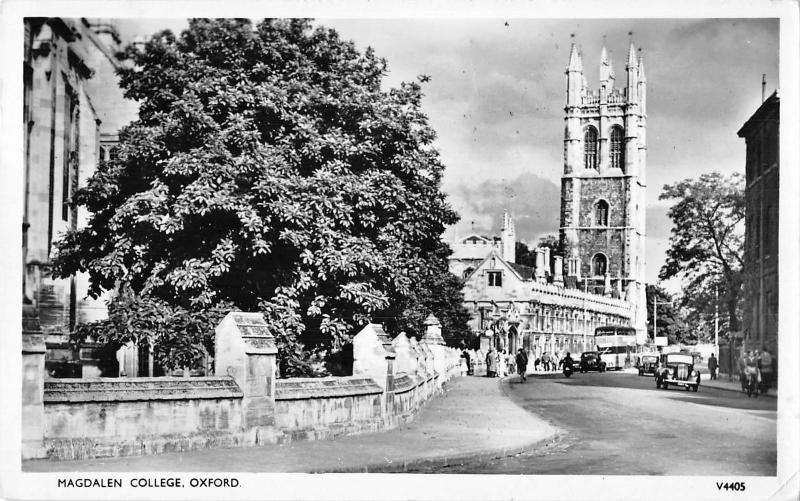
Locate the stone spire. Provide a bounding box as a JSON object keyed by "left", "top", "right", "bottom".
{"left": 501, "top": 210, "right": 516, "bottom": 264}
{"left": 567, "top": 42, "right": 583, "bottom": 72}
{"left": 626, "top": 40, "right": 637, "bottom": 68}
{"left": 626, "top": 40, "right": 639, "bottom": 103}
{"left": 638, "top": 51, "right": 646, "bottom": 82}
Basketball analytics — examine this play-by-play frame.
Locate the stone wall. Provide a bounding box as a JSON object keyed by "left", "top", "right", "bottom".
{"left": 23, "top": 312, "right": 464, "bottom": 461}
{"left": 43, "top": 377, "right": 245, "bottom": 460}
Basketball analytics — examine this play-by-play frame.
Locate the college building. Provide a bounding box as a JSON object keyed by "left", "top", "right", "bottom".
{"left": 449, "top": 40, "right": 648, "bottom": 359}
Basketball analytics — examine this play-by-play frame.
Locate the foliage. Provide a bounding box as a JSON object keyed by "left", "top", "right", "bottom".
{"left": 658, "top": 172, "right": 745, "bottom": 341}
{"left": 72, "top": 287, "right": 233, "bottom": 372}
{"left": 380, "top": 242, "right": 472, "bottom": 347}
{"left": 53, "top": 19, "right": 459, "bottom": 373}
{"left": 515, "top": 235, "right": 562, "bottom": 274}
{"left": 515, "top": 242, "right": 536, "bottom": 268}
{"left": 645, "top": 284, "right": 686, "bottom": 346}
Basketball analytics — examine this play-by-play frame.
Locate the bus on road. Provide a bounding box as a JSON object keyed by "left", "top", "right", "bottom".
{"left": 595, "top": 326, "right": 638, "bottom": 370}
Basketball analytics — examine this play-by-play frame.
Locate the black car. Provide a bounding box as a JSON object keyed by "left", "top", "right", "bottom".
{"left": 579, "top": 351, "right": 606, "bottom": 373}
{"left": 638, "top": 355, "right": 659, "bottom": 376}
{"left": 655, "top": 353, "right": 701, "bottom": 392}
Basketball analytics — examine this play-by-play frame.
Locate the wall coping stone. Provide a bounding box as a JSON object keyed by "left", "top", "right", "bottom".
{"left": 393, "top": 373, "right": 421, "bottom": 394}
{"left": 44, "top": 377, "right": 243, "bottom": 403}
{"left": 275, "top": 376, "right": 382, "bottom": 401}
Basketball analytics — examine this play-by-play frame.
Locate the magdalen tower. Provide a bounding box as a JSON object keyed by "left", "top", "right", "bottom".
{"left": 559, "top": 39, "right": 648, "bottom": 340}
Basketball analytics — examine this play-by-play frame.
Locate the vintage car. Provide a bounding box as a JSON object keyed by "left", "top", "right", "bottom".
{"left": 655, "top": 353, "right": 701, "bottom": 391}
{"left": 638, "top": 354, "right": 659, "bottom": 376}
{"left": 579, "top": 351, "right": 606, "bottom": 373}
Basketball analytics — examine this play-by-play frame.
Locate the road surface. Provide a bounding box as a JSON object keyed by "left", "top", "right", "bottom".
{"left": 411, "top": 371, "right": 776, "bottom": 475}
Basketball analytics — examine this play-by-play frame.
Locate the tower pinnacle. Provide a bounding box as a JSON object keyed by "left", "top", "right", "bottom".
{"left": 567, "top": 42, "right": 583, "bottom": 72}
{"left": 638, "top": 50, "right": 646, "bottom": 82}
{"left": 626, "top": 41, "right": 637, "bottom": 68}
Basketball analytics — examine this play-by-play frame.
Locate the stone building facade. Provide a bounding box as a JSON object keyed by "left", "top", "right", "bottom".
{"left": 450, "top": 212, "right": 633, "bottom": 359}
{"left": 559, "top": 41, "right": 648, "bottom": 340}
{"left": 739, "top": 91, "right": 779, "bottom": 357}
{"left": 23, "top": 18, "right": 139, "bottom": 377}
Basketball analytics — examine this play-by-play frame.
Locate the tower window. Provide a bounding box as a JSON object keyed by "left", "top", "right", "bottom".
{"left": 595, "top": 200, "right": 609, "bottom": 226}
{"left": 584, "top": 127, "right": 598, "bottom": 170}
{"left": 610, "top": 126, "right": 625, "bottom": 171}
{"left": 592, "top": 254, "right": 607, "bottom": 277}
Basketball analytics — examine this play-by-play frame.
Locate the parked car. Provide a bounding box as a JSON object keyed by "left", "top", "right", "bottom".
{"left": 638, "top": 355, "right": 659, "bottom": 376}
{"left": 655, "top": 353, "right": 700, "bottom": 391}
{"left": 579, "top": 351, "right": 606, "bottom": 373}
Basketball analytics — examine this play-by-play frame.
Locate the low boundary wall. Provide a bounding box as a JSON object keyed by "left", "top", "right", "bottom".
{"left": 23, "top": 313, "right": 463, "bottom": 461}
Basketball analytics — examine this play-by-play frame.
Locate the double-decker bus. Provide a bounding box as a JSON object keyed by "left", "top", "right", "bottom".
{"left": 595, "top": 326, "right": 638, "bottom": 370}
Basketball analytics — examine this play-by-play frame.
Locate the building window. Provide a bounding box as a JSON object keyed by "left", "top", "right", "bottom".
{"left": 584, "top": 127, "right": 598, "bottom": 170}
{"left": 592, "top": 254, "right": 607, "bottom": 277}
{"left": 463, "top": 267, "right": 475, "bottom": 279}
{"left": 610, "top": 126, "right": 625, "bottom": 171}
{"left": 595, "top": 200, "right": 609, "bottom": 226}
{"left": 488, "top": 271, "right": 502, "bottom": 287}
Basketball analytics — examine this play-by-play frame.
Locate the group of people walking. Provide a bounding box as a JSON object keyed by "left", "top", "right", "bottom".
{"left": 483, "top": 347, "right": 529, "bottom": 381}
{"left": 738, "top": 348, "right": 775, "bottom": 393}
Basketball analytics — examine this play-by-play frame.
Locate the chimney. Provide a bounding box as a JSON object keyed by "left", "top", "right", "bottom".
{"left": 553, "top": 256, "right": 564, "bottom": 286}
{"left": 535, "top": 249, "right": 546, "bottom": 283}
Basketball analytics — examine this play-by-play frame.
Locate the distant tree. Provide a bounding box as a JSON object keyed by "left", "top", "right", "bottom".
{"left": 515, "top": 241, "right": 536, "bottom": 268}
{"left": 380, "top": 242, "right": 472, "bottom": 347}
{"left": 645, "top": 284, "right": 687, "bottom": 346}
{"left": 537, "top": 234, "right": 563, "bottom": 256}
{"left": 52, "top": 19, "right": 459, "bottom": 374}
{"left": 515, "top": 234, "right": 562, "bottom": 270}
{"left": 659, "top": 172, "right": 744, "bottom": 342}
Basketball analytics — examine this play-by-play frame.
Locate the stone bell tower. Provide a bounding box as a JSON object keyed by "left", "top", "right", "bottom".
{"left": 558, "top": 39, "right": 647, "bottom": 339}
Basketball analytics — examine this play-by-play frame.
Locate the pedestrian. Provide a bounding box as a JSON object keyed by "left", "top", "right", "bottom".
{"left": 759, "top": 347, "right": 773, "bottom": 390}
{"left": 516, "top": 348, "right": 528, "bottom": 382}
{"left": 541, "top": 352, "right": 550, "bottom": 372}
{"left": 507, "top": 351, "right": 516, "bottom": 375}
{"left": 708, "top": 353, "right": 718, "bottom": 380}
{"left": 486, "top": 348, "right": 497, "bottom": 378}
{"left": 462, "top": 349, "right": 472, "bottom": 376}
{"left": 738, "top": 351, "right": 747, "bottom": 390}
{"left": 497, "top": 349, "right": 507, "bottom": 377}
{"left": 534, "top": 357, "right": 540, "bottom": 372}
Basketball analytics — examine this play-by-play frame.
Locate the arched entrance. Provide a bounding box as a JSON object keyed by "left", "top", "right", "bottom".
{"left": 508, "top": 325, "right": 518, "bottom": 354}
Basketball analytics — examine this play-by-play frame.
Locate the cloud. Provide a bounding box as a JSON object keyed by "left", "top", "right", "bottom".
{"left": 448, "top": 172, "right": 561, "bottom": 244}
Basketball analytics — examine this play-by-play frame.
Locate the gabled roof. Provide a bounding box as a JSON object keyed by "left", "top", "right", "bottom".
{"left": 465, "top": 250, "right": 527, "bottom": 282}
{"left": 460, "top": 233, "right": 492, "bottom": 243}
{"left": 737, "top": 91, "right": 779, "bottom": 138}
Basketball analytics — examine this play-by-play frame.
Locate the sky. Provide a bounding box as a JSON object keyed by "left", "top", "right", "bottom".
{"left": 116, "top": 18, "right": 779, "bottom": 288}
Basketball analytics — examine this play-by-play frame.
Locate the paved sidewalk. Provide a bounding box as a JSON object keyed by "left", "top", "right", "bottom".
{"left": 24, "top": 376, "right": 559, "bottom": 473}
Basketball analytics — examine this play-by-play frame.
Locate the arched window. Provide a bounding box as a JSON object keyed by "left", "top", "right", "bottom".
{"left": 595, "top": 200, "right": 609, "bottom": 226}
{"left": 610, "top": 126, "right": 625, "bottom": 171}
{"left": 584, "top": 127, "right": 598, "bottom": 170}
{"left": 592, "top": 254, "right": 607, "bottom": 277}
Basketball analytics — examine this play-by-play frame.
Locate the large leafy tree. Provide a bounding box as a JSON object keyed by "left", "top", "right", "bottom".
{"left": 658, "top": 172, "right": 745, "bottom": 341}
{"left": 645, "top": 284, "right": 686, "bottom": 346}
{"left": 53, "top": 18, "right": 461, "bottom": 372}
